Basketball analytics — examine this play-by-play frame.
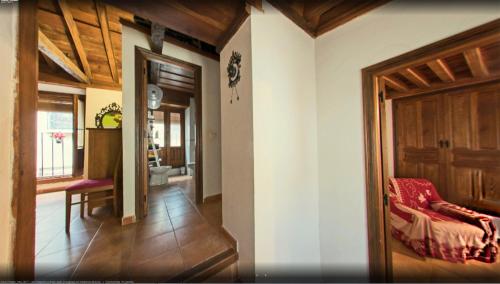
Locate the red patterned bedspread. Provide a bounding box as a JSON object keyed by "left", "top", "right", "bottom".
{"left": 389, "top": 178, "right": 498, "bottom": 263}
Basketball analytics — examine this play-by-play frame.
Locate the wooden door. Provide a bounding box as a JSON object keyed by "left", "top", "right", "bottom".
{"left": 445, "top": 85, "right": 500, "bottom": 212}
{"left": 394, "top": 94, "right": 447, "bottom": 197}
{"left": 165, "top": 109, "right": 186, "bottom": 168}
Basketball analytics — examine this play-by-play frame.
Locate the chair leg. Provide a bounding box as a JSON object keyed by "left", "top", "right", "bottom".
{"left": 65, "top": 192, "right": 71, "bottom": 234}
{"left": 80, "top": 193, "right": 85, "bottom": 218}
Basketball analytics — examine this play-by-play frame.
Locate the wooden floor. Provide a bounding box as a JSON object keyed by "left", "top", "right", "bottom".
{"left": 35, "top": 176, "right": 231, "bottom": 281}
{"left": 392, "top": 237, "right": 500, "bottom": 282}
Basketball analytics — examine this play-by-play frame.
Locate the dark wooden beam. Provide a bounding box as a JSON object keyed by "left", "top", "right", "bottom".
{"left": 150, "top": 22, "right": 166, "bottom": 54}
{"left": 399, "top": 68, "right": 430, "bottom": 88}
{"left": 304, "top": 0, "right": 342, "bottom": 29}
{"left": 316, "top": 0, "right": 390, "bottom": 36}
{"left": 14, "top": 0, "right": 38, "bottom": 279}
{"left": 387, "top": 73, "right": 500, "bottom": 100}
{"left": 463, "top": 47, "right": 489, "bottom": 77}
{"left": 120, "top": 19, "right": 220, "bottom": 61}
{"left": 96, "top": 0, "right": 119, "bottom": 83}
{"left": 427, "top": 59, "right": 455, "bottom": 82}
{"left": 58, "top": 0, "right": 92, "bottom": 79}
{"left": 38, "top": 29, "right": 89, "bottom": 83}
{"left": 381, "top": 75, "right": 409, "bottom": 92}
{"left": 216, "top": 2, "right": 250, "bottom": 53}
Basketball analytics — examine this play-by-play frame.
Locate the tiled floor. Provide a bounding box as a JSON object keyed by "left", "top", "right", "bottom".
{"left": 392, "top": 237, "right": 500, "bottom": 282}
{"left": 35, "top": 176, "right": 232, "bottom": 282}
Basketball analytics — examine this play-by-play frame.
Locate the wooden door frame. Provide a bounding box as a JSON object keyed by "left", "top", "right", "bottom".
{"left": 13, "top": 0, "right": 38, "bottom": 279}
{"left": 361, "top": 19, "right": 500, "bottom": 282}
{"left": 135, "top": 46, "right": 203, "bottom": 220}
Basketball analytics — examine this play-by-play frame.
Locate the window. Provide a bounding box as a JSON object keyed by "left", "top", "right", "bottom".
{"left": 170, "top": 112, "right": 181, "bottom": 147}
{"left": 152, "top": 111, "right": 165, "bottom": 148}
{"left": 37, "top": 111, "right": 73, "bottom": 177}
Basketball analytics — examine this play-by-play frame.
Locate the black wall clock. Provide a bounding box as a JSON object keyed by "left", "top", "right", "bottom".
{"left": 227, "top": 51, "right": 241, "bottom": 103}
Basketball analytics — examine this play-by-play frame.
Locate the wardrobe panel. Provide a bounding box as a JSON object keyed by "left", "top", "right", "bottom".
{"left": 475, "top": 90, "right": 499, "bottom": 150}
{"left": 448, "top": 93, "right": 471, "bottom": 149}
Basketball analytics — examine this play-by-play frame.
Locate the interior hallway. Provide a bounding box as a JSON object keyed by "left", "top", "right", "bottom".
{"left": 35, "top": 177, "right": 232, "bottom": 282}
{"left": 392, "top": 237, "right": 500, "bottom": 282}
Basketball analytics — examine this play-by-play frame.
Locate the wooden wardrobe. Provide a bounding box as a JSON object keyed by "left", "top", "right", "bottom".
{"left": 393, "top": 83, "right": 500, "bottom": 214}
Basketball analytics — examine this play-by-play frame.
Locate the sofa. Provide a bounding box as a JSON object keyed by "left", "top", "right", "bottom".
{"left": 389, "top": 177, "right": 498, "bottom": 263}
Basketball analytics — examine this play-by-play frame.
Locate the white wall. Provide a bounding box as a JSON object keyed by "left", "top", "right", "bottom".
{"left": 122, "top": 26, "right": 222, "bottom": 218}
{"left": 315, "top": 1, "right": 499, "bottom": 280}
{"left": 220, "top": 18, "right": 255, "bottom": 280}
{"left": 84, "top": 88, "right": 122, "bottom": 127}
{"left": 0, "top": 4, "right": 18, "bottom": 279}
{"left": 251, "top": 2, "right": 320, "bottom": 280}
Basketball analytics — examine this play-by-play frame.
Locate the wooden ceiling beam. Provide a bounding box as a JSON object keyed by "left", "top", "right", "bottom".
{"left": 58, "top": 0, "right": 92, "bottom": 80}
{"left": 399, "top": 68, "right": 431, "bottom": 88}
{"left": 38, "top": 29, "right": 89, "bottom": 83}
{"left": 463, "top": 47, "right": 489, "bottom": 77}
{"left": 381, "top": 75, "right": 409, "bottom": 93}
{"left": 95, "top": 0, "right": 119, "bottom": 83}
{"left": 165, "top": 1, "right": 226, "bottom": 31}
{"left": 427, "top": 59, "right": 455, "bottom": 82}
{"left": 387, "top": 74, "right": 500, "bottom": 100}
{"left": 216, "top": 2, "right": 250, "bottom": 53}
{"left": 316, "top": 1, "right": 389, "bottom": 37}
{"left": 304, "top": 0, "right": 342, "bottom": 28}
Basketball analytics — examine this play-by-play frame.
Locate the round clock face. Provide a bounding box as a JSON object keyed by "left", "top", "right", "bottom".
{"left": 227, "top": 51, "right": 241, "bottom": 88}
{"left": 229, "top": 63, "right": 239, "bottom": 82}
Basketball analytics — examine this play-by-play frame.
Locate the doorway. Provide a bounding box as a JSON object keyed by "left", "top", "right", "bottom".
{"left": 362, "top": 19, "right": 500, "bottom": 282}
{"left": 135, "top": 46, "right": 203, "bottom": 219}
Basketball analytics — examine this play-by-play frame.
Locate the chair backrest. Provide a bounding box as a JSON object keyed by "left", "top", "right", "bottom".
{"left": 389, "top": 178, "right": 442, "bottom": 210}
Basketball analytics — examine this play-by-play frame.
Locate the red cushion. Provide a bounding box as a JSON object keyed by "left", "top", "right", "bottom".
{"left": 65, "top": 179, "right": 113, "bottom": 191}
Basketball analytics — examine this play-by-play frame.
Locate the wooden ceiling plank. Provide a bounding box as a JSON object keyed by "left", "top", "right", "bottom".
{"left": 38, "top": 29, "right": 89, "bottom": 83}
{"left": 165, "top": 1, "right": 226, "bottom": 31}
{"left": 96, "top": 0, "right": 119, "bottom": 83}
{"left": 58, "top": 0, "right": 93, "bottom": 80}
{"left": 463, "top": 47, "right": 489, "bottom": 77}
{"left": 267, "top": 0, "right": 316, "bottom": 37}
{"left": 427, "top": 59, "right": 456, "bottom": 82}
{"left": 304, "top": 0, "right": 342, "bottom": 28}
{"left": 216, "top": 2, "right": 250, "bottom": 53}
{"left": 381, "top": 75, "right": 409, "bottom": 93}
{"left": 316, "top": 0, "right": 389, "bottom": 36}
{"left": 399, "top": 68, "right": 431, "bottom": 88}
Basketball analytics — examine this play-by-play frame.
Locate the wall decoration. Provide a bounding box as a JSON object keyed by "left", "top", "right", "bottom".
{"left": 227, "top": 51, "right": 242, "bottom": 104}
{"left": 95, "top": 102, "right": 122, "bottom": 129}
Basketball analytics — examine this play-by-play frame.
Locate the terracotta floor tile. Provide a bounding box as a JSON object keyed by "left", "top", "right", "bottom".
{"left": 174, "top": 222, "right": 216, "bottom": 247}
{"left": 179, "top": 232, "right": 232, "bottom": 269}
{"left": 35, "top": 176, "right": 227, "bottom": 281}
{"left": 128, "top": 249, "right": 186, "bottom": 282}
{"left": 130, "top": 231, "right": 178, "bottom": 264}
{"left": 170, "top": 211, "right": 205, "bottom": 230}
{"left": 167, "top": 203, "right": 197, "bottom": 218}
